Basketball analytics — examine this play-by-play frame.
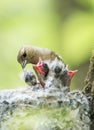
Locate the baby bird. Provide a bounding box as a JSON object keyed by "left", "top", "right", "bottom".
{"left": 17, "top": 45, "right": 62, "bottom": 69}
{"left": 22, "top": 69, "right": 37, "bottom": 86}
{"left": 33, "top": 58, "right": 77, "bottom": 92}
{"left": 33, "top": 60, "right": 49, "bottom": 87}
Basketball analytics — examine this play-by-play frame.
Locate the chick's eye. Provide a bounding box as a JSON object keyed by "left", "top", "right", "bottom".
{"left": 23, "top": 52, "right": 27, "bottom": 58}
{"left": 54, "top": 66, "right": 61, "bottom": 74}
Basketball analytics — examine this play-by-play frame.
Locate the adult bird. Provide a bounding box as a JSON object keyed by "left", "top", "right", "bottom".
{"left": 17, "top": 45, "right": 63, "bottom": 69}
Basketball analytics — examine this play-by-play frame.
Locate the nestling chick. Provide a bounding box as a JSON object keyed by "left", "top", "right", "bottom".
{"left": 33, "top": 58, "right": 77, "bottom": 92}
{"left": 52, "top": 63, "right": 77, "bottom": 92}
{"left": 33, "top": 60, "right": 49, "bottom": 87}
{"left": 51, "top": 58, "right": 77, "bottom": 88}
{"left": 17, "top": 45, "right": 63, "bottom": 68}
{"left": 22, "top": 69, "right": 37, "bottom": 86}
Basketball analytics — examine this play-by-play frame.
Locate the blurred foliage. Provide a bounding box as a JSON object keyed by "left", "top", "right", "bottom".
{"left": 0, "top": 0, "right": 94, "bottom": 89}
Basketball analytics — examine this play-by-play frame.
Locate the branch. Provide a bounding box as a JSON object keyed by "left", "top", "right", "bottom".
{"left": 83, "top": 50, "right": 94, "bottom": 96}
{"left": 83, "top": 51, "right": 94, "bottom": 130}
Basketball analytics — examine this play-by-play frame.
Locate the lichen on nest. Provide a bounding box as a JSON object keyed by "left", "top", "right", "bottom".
{"left": 0, "top": 87, "right": 91, "bottom": 130}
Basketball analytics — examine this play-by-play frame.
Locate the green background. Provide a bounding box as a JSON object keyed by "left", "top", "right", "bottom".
{"left": 0, "top": 0, "right": 94, "bottom": 90}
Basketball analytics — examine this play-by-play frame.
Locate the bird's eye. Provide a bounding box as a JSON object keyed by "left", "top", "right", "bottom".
{"left": 54, "top": 66, "right": 61, "bottom": 74}
{"left": 23, "top": 52, "right": 27, "bottom": 58}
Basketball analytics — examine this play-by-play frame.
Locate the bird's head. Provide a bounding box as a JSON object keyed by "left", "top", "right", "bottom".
{"left": 23, "top": 69, "right": 37, "bottom": 86}
{"left": 53, "top": 63, "right": 78, "bottom": 87}
{"left": 33, "top": 60, "right": 49, "bottom": 77}
{"left": 17, "top": 46, "right": 38, "bottom": 69}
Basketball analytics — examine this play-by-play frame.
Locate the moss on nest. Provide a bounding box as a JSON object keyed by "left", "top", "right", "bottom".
{"left": 0, "top": 106, "right": 85, "bottom": 130}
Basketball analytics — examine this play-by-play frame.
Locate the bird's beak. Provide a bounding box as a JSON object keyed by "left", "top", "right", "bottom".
{"left": 68, "top": 70, "right": 78, "bottom": 79}
{"left": 21, "top": 60, "right": 27, "bottom": 69}
{"left": 33, "top": 60, "right": 45, "bottom": 74}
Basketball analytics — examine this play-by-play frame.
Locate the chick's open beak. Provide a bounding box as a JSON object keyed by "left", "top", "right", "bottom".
{"left": 68, "top": 70, "right": 78, "bottom": 80}
{"left": 21, "top": 60, "right": 27, "bottom": 69}
{"left": 33, "top": 60, "right": 45, "bottom": 74}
